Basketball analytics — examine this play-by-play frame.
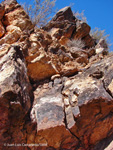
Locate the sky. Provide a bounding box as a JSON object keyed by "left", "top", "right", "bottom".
{"left": 0, "top": 0, "right": 113, "bottom": 50}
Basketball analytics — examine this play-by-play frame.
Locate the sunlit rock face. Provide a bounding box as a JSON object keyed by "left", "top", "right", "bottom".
{"left": 0, "top": 45, "right": 33, "bottom": 150}
{"left": 0, "top": 0, "right": 113, "bottom": 150}
{"left": 30, "top": 54, "right": 113, "bottom": 149}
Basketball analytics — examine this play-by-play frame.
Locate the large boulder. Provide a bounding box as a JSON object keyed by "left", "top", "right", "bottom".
{"left": 0, "top": 25, "right": 22, "bottom": 44}
{"left": 73, "top": 21, "right": 90, "bottom": 39}
{"left": 52, "top": 6, "right": 74, "bottom": 22}
{"left": 30, "top": 54, "right": 113, "bottom": 149}
{"left": 30, "top": 78, "right": 79, "bottom": 149}
{"left": 3, "top": 7, "right": 34, "bottom": 31}
{"left": 27, "top": 54, "right": 58, "bottom": 81}
{"left": 0, "top": 45, "right": 33, "bottom": 149}
{"left": 2, "top": 0, "right": 33, "bottom": 31}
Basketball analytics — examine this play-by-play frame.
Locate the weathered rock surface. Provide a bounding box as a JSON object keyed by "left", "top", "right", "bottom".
{"left": 96, "top": 38, "right": 108, "bottom": 54}
{"left": 0, "top": 45, "right": 33, "bottom": 150}
{"left": 0, "top": 4, "right": 5, "bottom": 20}
{"left": 30, "top": 54, "right": 113, "bottom": 149}
{"left": 30, "top": 82, "right": 79, "bottom": 149}
{"left": 0, "top": 1, "right": 96, "bottom": 82}
{"left": 2, "top": 0, "right": 34, "bottom": 31}
{"left": 0, "top": 21, "right": 5, "bottom": 38}
{"left": 43, "top": 6, "right": 95, "bottom": 48}
{"left": 0, "top": 0, "right": 113, "bottom": 150}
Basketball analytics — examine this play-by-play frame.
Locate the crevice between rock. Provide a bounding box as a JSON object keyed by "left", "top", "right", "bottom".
{"left": 102, "top": 79, "right": 113, "bottom": 98}
{"left": 61, "top": 77, "right": 81, "bottom": 143}
{"left": 63, "top": 106, "right": 80, "bottom": 142}
{"left": 62, "top": 97, "right": 80, "bottom": 142}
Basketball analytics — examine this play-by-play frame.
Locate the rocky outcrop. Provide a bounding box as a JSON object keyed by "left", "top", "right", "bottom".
{"left": 0, "top": 1, "right": 96, "bottom": 82}
{"left": 43, "top": 6, "right": 95, "bottom": 48}
{"left": 0, "top": 0, "right": 113, "bottom": 150}
{"left": 30, "top": 54, "right": 113, "bottom": 149}
{"left": 0, "top": 45, "right": 33, "bottom": 150}
{"left": 30, "top": 81, "right": 79, "bottom": 149}
{"left": 2, "top": 0, "right": 34, "bottom": 31}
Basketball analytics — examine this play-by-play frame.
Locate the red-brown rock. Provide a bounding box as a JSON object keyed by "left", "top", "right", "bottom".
{"left": 0, "top": 45, "right": 33, "bottom": 149}
{"left": 0, "top": 4, "right": 5, "bottom": 20}
{"left": 0, "top": 21, "right": 5, "bottom": 38}
{"left": 0, "top": 1, "right": 112, "bottom": 150}
{"left": 43, "top": 7, "right": 95, "bottom": 48}
{"left": 30, "top": 80, "right": 79, "bottom": 149}
{"left": 3, "top": 5, "right": 34, "bottom": 31}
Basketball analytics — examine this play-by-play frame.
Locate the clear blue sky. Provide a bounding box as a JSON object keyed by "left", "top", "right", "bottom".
{"left": 0, "top": 0, "right": 113, "bottom": 50}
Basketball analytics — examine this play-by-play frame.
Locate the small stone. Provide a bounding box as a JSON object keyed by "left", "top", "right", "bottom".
{"left": 71, "top": 95, "right": 78, "bottom": 103}
{"left": 54, "top": 78, "right": 62, "bottom": 85}
{"left": 62, "top": 89, "right": 70, "bottom": 96}
{"left": 65, "top": 106, "right": 75, "bottom": 129}
{"left": 71, "top": 106, "right": 80, "bottom": 118}
{"left": 51, "top": 74, "right": 61, "bottom": 80}
{"left": 0, "top": 44, "right": 10, "bottom": 57}
{"left": 64, "top": 97, "right": 70, "bottom": 106}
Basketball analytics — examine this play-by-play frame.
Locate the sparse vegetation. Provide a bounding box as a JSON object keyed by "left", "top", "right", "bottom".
{"left": 90, "top": 27, "right": 110, "bottom": 43}
{"left": 67, "top": 39, "right": 85, "bottom": 49}
{"left": 73, "top": 10, "right": 110, "bottom": 49}
{"left": 90, "top": 27, "right": 111, "bottom": 50}
{"left": 22, "top": 1, "right": 111, "bottom": 50}
{"left": 74, "top": 10, "right": 87, "bottom": 22}
{"left": 23, "top": 0, "right": 56, "bottom": 27}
